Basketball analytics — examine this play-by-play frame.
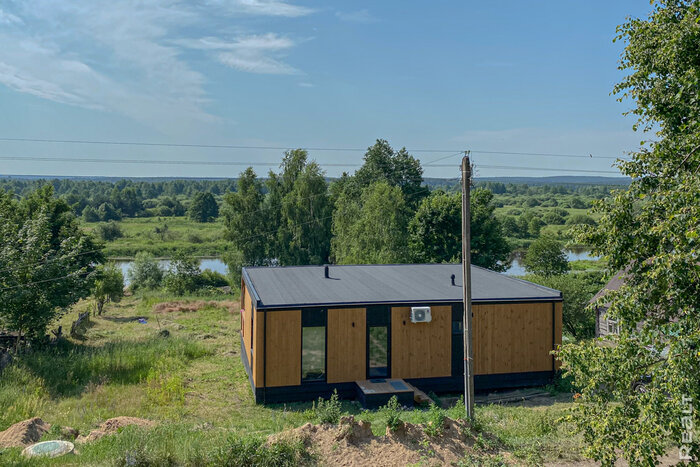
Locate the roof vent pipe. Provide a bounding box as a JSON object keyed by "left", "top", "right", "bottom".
{"left": 451, "top": 274, "right": 456, "bottom": 286}
{"left": 324, "top": 265, "right": 330, "bottom": 279}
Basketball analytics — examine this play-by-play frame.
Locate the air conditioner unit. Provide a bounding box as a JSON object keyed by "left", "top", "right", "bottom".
{"left": 410, "top": 306, "right": 432, "bottom": 323}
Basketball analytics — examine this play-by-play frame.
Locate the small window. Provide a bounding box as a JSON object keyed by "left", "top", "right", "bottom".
{"left": 302, "top": 326, "right": 325, "bottom": 381}
{"left": 607, "top": 319, "right": 619, "bottom": 335}
{"left": 452, "top": 321, "right": 464, "bottom": 334}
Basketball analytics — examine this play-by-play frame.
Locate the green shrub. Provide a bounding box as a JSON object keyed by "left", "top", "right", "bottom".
{"left": 381, "top": 395, "right": 403, "bottom": 431}
{"left": 128, "top": 252, "right": 164, "bottom": 291}
{"left": 314, "top": 389, "right": 342, "bottom": 424}
{"left": 95, "top": 221, "right": 124, "bottom": 241}
{"left": 566, "top": 213, "right": 597, "bottom": 226}
{"left": 163, "top": 251, "right": 201, "bottom": 295}
{"left": 210, "top": 433, "right": 309, "bottom": 467}
{"left": 424, "top": 403, "right": 446, "bottom": 437}
{"left": 200, "top": 269, "right": 229, "bottom": 288}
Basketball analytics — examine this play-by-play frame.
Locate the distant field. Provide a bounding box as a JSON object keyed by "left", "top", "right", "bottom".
{"left": 83, "top": 217, "right": 230, "bottom": 258}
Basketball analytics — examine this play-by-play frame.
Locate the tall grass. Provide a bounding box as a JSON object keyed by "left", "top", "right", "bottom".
{"left": 0, "top": 337, "right": 209, "bottom": 430}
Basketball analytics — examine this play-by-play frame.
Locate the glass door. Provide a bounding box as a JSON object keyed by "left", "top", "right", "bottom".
{"left": 366, "top": 306, "right": 390, "bottom": 378}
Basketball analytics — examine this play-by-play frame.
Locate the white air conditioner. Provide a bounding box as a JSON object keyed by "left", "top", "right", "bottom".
{"left": 410, "top": 306, "right": 432, "bottom": 323}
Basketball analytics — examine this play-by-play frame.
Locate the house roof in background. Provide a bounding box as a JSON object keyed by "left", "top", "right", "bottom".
{"left": 243, "top": 263, "right": 562, "bottom": 310}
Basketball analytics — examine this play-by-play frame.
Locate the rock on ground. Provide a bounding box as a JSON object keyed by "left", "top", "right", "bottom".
{"left": 75, "top": 417, "right": 156, "bottom": 444}
{"left": 0, "top": 418, "right": 51, "bottom": 448}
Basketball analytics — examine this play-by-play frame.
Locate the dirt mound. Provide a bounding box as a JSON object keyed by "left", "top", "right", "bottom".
{"left": 0, "top": 418, "right": 51, "bottom": 448}
{"left": 152, "top": 300, "right": 237, "bottom": 314}
{"left": 275, "top": 416, "right": 474, "bottom": 466}
{"left": 75, "top": 417, "right": 156, "bottom": 444}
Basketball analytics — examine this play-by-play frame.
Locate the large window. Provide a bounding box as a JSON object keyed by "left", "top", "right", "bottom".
{"left": 368, "top": 326, "right": 388, "bottom": 378}
{"left": 302, "top": 326, "right": 326, "bottom": 381}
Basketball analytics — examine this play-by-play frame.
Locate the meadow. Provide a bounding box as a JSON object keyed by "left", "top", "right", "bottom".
{"left": 82, "top": 217, "right": 230, "bottom": 258}
{"left": 0, "top": 293, "right": 586, "bottom": 465}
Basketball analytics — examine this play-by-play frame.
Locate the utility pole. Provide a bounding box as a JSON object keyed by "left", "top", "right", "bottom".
{"left": 461, "top": 152, "right": 475, "bottom": 420}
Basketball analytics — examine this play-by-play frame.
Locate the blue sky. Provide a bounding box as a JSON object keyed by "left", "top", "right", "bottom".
{"left": 0, "top": 1, "right": 654, "bottom": 179}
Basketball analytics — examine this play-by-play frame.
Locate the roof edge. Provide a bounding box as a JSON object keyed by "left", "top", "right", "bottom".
{"left": 255, "top": 297, "right": 563, "bottom": 310}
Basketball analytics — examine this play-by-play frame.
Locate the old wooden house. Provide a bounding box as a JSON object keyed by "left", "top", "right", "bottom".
{"left": 240, "top": 263, "right": 562, "bottom": 404}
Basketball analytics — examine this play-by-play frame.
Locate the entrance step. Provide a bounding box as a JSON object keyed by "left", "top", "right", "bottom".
{"left": 355, "top": 378, "right": 414, "bottom": 409}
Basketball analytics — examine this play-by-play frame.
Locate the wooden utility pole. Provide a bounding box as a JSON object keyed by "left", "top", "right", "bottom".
{"left": 461, "top": 152, "right": 475, "bottom": 420}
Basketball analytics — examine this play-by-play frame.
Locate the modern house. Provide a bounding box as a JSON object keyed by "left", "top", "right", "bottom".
{"left": 240, "top": 263, "right": 562, "bottom": 404}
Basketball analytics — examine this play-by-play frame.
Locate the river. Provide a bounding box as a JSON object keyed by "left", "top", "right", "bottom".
{"left": 116, "top": 248, "right": 598, "bottom": 284}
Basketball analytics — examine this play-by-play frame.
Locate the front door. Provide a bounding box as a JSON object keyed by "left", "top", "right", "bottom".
{"left": 366, "top": 306, "right": 390, "bottom": 378}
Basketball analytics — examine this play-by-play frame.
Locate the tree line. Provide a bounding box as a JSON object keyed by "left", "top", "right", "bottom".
{"left": 221, "top": 139, "right": 512, "bottom": 280}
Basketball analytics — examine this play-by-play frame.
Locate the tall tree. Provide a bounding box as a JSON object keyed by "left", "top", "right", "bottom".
{"left": 408, "top": 189, "right": 511, "bottom": 271}
{"left": 188, "top": 192, "right": 219, "bottom": 222}
{"left": 522, "top": 236, "right": 570, "bottom": 277}
{"left": 266, "top": 149, "right": 332, "bottom": 265}
{"left": 0, "top": 186, "right": 103, "bottom": 342}
{"left": 221, "top": 167, "right": 267, "bottom": 267}
{"left": 331, "top": 181, "right": 411, "bottom": 264}
{"left": 353, "top": 139, "right": 429, "bottom": 209}
{"left": 559, "top": 2, "right": 700, "bottom": 464}
{"left": 92, "top": 263, "right": 124, "bottom": 315}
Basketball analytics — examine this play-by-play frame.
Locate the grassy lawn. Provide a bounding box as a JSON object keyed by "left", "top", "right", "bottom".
{"left": 0, "top": 293, "right": 586, "bottom": 465}
{"left": 82, "top": 217, "right": 230, "bottom": 258}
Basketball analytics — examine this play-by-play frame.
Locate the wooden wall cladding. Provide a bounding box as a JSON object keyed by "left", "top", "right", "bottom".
{"left": 472, "top": 302, "right": 554, "bottom": 375}
{"left": 252, "top": 310, "right": 264, "bottom": 386}
{"left": 264, "top": 309, "right": 302, "bottom": 388}
{"left": 391, "top": 305, "right": 451, "bottom": 379}
{"left": 327, "top": 308, "right": 366, "bottom": 383}
{"left": 242, "top": 286, "right": 253, "bottom": 364}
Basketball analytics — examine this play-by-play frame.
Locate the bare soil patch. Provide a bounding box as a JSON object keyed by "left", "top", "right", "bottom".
{"left": 75, "top": 417, "right": 156, "bottom": 444}
{"left": 272, "top": 415, "right": 477, "bottom": 467}
{"left": 0, "top": 418, "right": 51, "bottom": 448}
{"left": 152, "top": 300, "right": 237, "bottom": 314}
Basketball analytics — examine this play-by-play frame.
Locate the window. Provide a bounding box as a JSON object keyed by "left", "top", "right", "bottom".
{"left": 302, "top": 326, "right": 326, "bottom": 381}
{"left": 607, "top": 319, "right": 619, "bottom": 335}
{"left": 452, "top": 321, "right": 464, "bottom": 334}
{"left": 368, "top": 326, "right": 388, "bottom": 377}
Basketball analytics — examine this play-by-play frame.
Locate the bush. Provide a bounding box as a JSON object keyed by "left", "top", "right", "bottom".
{"left": 381, "top": 395, "right": 404, "bottom": 431}
{"left": 163, "top": 251, "right": 201, "bottom": 295}
{"left": 211, "top": 434, "right": 309, "bottom": 467}
{"left": 82, "top": 205, "right": 100, "bottom": 222}
{"left": 542, "top": 212, "right": 566, "bottom": 225}
{"left": 566, "top": 213, "right": 597, "bottom": 226}
{"left": 128, "top": 252, "right": 164, "bottom": 291}
{"left": 200, "top": 269, "right": 229, "bottom": 288}
{"left": 95, "top": 221, "right": 123, "bottom": 241}
{"left": 314, "top": 389, "right": 342, "bottom": 424}
{"left": 424, "top": 403, "right": 446, "bottom": 437}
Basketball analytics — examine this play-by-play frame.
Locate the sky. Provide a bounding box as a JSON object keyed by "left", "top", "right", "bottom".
{"left": 0, "top": 1, "right": 655, "bottom": 179}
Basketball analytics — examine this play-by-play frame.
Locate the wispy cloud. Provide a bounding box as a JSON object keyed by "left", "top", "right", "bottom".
{"left": 180, "top": 33, "right": 301, "bottom": 75}
{"left": 298, "top": 82, "right": 314, "bottom": 88}
{"left": 0, "top": 8, "right": 22, "bottom": 24}
{"left": 217, "top": 0, "right": 314, "bottom": 17}
{"left": 335, "top": 9, "right": 377, "bottom": 24}
{"left": 0, "top": 0, "right": 311, "bottom": 131}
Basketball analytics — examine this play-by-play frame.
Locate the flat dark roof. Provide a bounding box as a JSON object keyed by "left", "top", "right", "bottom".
{"left": 243, "top": 264, "right": 561, "bottom": 310}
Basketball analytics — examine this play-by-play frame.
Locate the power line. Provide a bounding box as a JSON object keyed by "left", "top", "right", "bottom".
{"left": 0, "top": 136, "right": 625, "bottom": 160}
{"left": 0, "top": 155, "right": 621, "bottom": 174}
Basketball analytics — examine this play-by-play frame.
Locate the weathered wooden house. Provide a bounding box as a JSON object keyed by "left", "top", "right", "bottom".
{"left": 240, "top": 264, "right": 562, "bottom": 404}
{"left": 591, "top": 272, "right": 626, "bottom": 337}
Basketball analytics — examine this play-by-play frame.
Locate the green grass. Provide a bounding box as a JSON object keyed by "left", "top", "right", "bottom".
{"left": 83, "top": 217, "right": 230, "bottom": 258}
{"left": 0, "top": 292, "right": 586, "bottom": 465}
